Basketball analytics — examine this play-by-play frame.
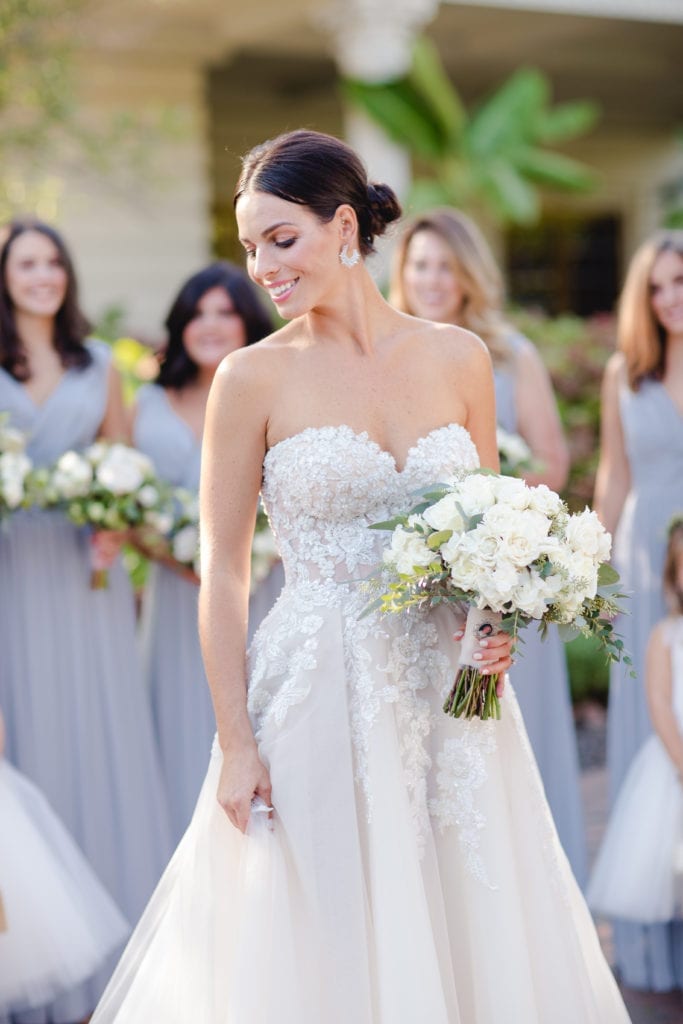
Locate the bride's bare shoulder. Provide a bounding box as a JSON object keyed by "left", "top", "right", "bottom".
{"left": 399, "top": 316, "right": 491, "bottom": 375}
{"left": 212, "top": 323, "right": 297, "bottom": 399}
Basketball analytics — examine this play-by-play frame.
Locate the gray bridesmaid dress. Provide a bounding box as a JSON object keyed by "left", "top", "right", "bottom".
{"left": 0, "top": 341, "right": 172, "bottom": 1023}
{"left": 134, "top": 384, "right": 215, "bottom": 845}
{"left": 134, "top": 384, "right": 284, "bottom": 845}
{"left": 608, "top": 376, "right": 683, "bottom": 990}
{"left": 494, "top": 337, "right": 588, "bottom": 887}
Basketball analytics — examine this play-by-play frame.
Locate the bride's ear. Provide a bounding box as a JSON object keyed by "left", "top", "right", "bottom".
{"left": 335, "top": 204, "right": 360, "bottom": 249}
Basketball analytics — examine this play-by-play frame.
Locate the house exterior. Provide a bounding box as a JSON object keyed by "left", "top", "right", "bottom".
{"left": 33, "top": 0, "right": 683, "bottom": 336}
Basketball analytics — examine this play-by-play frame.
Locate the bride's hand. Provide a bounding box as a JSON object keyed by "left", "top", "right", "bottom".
{"left": 453, "top": 626, "right": 513, "bottom": 697}
{"left": 217, "top": 741, "right": 272, "bottom": 834}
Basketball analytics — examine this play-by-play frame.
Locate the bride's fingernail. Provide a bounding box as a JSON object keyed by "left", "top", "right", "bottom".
{"left": 478, "top": 639, "right": 489, "bottom": 648}
{"left": 473, "top": 652, "right": 483, "bottom": 661}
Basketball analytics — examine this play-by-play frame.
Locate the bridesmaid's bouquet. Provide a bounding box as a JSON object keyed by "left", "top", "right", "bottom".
{"left": 0, "top": 414, "right": 33, "bottom": 521}
{"left": 38, "top": 442, "right": 174, "bottom": 588}
{"left": 496, "top": 427, "right": 536, "bottom": 477}
{"left": 250, "top": 506, "right": 280, "bottom": 594}
{"left": 164, "top": 494, "right": 280, "bottom": 594}
{"left": 368, "top": 470, "right": 629, "bottom": 720}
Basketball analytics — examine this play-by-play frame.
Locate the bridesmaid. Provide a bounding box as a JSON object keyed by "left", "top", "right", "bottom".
{"left": 132, "top": 261, "right": 274, "bottom": 844}
{"left": 390, "top": 207, "right": 587, "bottom": 885}
{"left": 0, "top": 219, "right": 172, "bottom": 1023}
{"left": 594, "top": 228, "right": 683, "bottom": 989}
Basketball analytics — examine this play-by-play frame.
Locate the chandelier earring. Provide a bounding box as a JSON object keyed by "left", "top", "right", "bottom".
{"left": 339, "top": 243, "right": 360, "bottom": 268}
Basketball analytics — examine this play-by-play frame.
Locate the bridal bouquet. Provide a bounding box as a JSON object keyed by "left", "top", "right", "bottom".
{"left": 0, "top": 414, "right": 32, "bottom": 521}
{"left": 38, "top": 442, "right": 174, "bottom": 587}
{"left": 496, "top": 427, "right": 535, "bottom": 477}
{"left": 369, "top": 469, "right": 628, "bottom": 720}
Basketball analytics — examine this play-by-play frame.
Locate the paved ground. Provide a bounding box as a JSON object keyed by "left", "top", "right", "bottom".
{"left": 577, "top": 711, "right": 683, "bottom": 1023}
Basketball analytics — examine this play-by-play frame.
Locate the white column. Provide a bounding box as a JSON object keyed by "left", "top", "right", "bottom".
{"left": 320, "top": 0, "right": 440, "bottom": 278}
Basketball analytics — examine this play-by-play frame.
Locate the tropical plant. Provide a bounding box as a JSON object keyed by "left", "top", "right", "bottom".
{"left": 342, "top": 36, "right": 600, "bottom": 224}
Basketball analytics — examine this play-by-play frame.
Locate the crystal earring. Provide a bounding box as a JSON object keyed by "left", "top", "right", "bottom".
{"left": 339, "top": 243, "right": 360, "bottom": 268}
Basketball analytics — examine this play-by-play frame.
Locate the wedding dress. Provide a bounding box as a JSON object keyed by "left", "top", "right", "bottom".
{"left": 92, "top": 423, "right": 629, "bottom": 1023}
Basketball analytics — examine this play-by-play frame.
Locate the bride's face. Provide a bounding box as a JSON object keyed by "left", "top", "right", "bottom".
{"left": 236, "top": 191, "right": 343, "bottom": 319}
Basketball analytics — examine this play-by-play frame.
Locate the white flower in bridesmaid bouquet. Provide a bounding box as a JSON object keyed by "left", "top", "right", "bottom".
{"left": 52, "top": 451, "right": 93, "bottom": 499}
{"left": 0, "top": 452, "right": 32, "bottom": 509}
{"left": 171, "top": 523, "right": 199, "bottom": 565}
{"left": 137, "top": 484, "right": 160, "bottom": 509}
{"left": 95, "top": 444, "right": 155, "bottom": 495}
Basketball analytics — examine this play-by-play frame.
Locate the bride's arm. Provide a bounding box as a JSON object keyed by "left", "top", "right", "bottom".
{"left": 198, "top": 347, "right": 272, "bottom": 833}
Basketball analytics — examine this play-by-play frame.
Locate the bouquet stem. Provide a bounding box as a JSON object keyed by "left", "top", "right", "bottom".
{"left": 90, "top": 567, "right": 109, "bottom": 590}
{"left": 443, "top": 665, "right": 501, "bottom": 720}
{"left": 443, "top": 607, "right": 503, "bottom": 721}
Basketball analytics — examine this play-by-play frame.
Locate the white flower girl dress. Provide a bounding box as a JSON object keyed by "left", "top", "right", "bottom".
{"left": 0, "top": 757, "right": 129, "bottom": 1016}
{"left": 588, "top": 616, "right": 683, "bottom": 923}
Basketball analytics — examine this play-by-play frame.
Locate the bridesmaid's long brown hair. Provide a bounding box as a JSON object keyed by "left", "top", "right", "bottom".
{"left": 0, "top": 218, "right": 91, "bottom": 381}
{"left": 618, "top": 230, "right": 683, "bottom": 391}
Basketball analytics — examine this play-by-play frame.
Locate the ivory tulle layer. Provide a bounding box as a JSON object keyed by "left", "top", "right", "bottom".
{"left": 588, "top": 735, "right": 683, "bottom": 923}
{"left": 0, "top": 762, "right": 129, "bottom": 1016}
{"left": 92, "top": 590, "right": 628, "bottom": 1024}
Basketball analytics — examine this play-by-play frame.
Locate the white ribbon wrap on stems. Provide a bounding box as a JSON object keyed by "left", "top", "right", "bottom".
{"left": 459, "top": 607, "right": 503, "bottom": 668}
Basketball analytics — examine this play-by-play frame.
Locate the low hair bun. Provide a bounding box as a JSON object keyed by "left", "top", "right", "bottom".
{"left": 365, "top": 182, "right": 402, "bottom": 239}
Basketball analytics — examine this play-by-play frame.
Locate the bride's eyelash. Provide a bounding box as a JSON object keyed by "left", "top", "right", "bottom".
{"left": 275, "top": 238, "right": 295, "bottom": 249}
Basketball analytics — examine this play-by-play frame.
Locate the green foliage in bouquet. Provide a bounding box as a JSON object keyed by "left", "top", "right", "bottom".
{"left": 341, "top": 36, "right": 600, "bottom": 225}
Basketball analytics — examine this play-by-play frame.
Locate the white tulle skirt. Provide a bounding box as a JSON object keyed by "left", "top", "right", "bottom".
{"left": 0, "top": 760, "right": 130, "bottom": 1016}
{"left": 588, "top": 734, "right": 683, "bottom": 923}
{"left": 91, "top": 593, "right": 629, "bottom": 1024}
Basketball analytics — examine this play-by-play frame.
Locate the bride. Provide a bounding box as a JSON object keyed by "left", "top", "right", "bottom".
{"left": 92, "top": 129, "right": 629, "bottom": 1023}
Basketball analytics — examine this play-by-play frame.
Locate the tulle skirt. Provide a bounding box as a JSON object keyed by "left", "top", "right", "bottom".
{"left": 92, "top": 593, "right": 628, "bottom": 1023}
{"left": 588, "top": 735, "right": 683, "bottom": 923}
{"left": 0, "top": 761, "right": 129, "bottom": 1016}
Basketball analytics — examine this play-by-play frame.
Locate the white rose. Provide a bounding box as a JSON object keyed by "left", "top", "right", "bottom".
{"left": 512, "top": 569, "right": 550, "bottom": 620}
{"left": 526, "top": 483, "right": 564, "bottom": 517}
{"left": 96, "top": 445, "right": 152, "bottom": 495}
{"left": 87, "top": 501, "right": 106, "bottom": 522}
{"left": 483, "top": 506, "right": 551, "bottom": 568}
{"left": 422, "top": 493, "right": 465, "bottom": 534}
{"left": 172, "top": 524, "right": 200, "bottom": 564}
{"left": 489, "top": 474, "right": 531, "bottom": 510}
{"left": 252, "top": 528, "right": 279, "bottom": 560}
{"left": 84, "top": 441, "right": 108, "bottom": 465}
{"left": 564, "top": 508, "right": 611, "bottom": 563}
{"left": 52, "top": 451, "right": 93, "bottom": 498}
{"left": 453, "top": 473, "right": 497, "bottom": 517}
{"left": 386, "top": 525, "right": 434, "bottom": 575}
{"left": 478, "top": 561, "right": 524, "bottom": 612}
{"left": 497, "top": 427, "right": 531, "bottom": 466}
{"left": 137, "top": 484, "right": 159, "bottom": 508}
{"left": 144, "top": 509, "right": 174, "bottom": 534}
{"left": 0, "top": 425, "right": 27, "bottom": 454}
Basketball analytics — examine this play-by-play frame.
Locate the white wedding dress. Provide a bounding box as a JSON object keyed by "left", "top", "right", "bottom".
{"left": 92, "top": 423, "right": 629, "bottom": 1023}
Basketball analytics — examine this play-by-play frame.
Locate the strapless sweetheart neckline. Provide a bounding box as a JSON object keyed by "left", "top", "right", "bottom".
{"left": 264, "top": 421, "right": 473, "bottom": 476}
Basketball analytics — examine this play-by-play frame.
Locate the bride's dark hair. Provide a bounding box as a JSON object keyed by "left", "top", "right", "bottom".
{"left": 234, "top": 129, "right": 401, "bottom": 256}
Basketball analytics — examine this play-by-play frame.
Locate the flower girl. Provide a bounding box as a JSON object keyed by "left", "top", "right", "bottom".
{"left": 0, "top": 709, "right": 129, "bottom": 1016}
{"left": 588, "top": 517, "right": 683, "bottom": 924}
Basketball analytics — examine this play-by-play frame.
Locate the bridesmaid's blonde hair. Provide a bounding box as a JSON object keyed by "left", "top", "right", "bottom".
{"left": 618, "top": 230, "right": 683, "bottom": 391}
{"left": 390, "top": 208, "right": 512, "bottom": 367}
